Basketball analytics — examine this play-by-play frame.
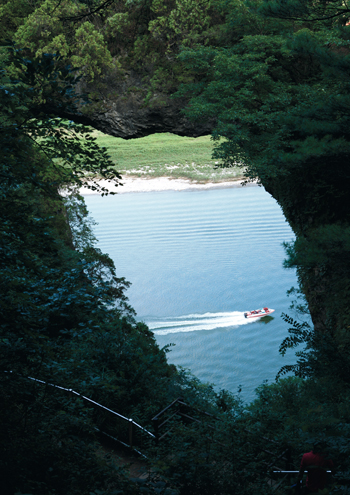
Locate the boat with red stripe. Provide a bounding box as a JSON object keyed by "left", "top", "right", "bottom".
{"left": 244, "top": 307, "right": 275, "bottom": 319}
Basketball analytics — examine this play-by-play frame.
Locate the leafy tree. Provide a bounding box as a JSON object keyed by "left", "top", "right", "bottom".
{"left": 0, "top": 47, "right": 174, "bottom": 494}
{"left": 0, "top": 0, "right": 230, "bottom": 108}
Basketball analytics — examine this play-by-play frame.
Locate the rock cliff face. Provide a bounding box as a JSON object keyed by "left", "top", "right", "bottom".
{"left": 64, "top": 93, "right": 214, "bottom": 139}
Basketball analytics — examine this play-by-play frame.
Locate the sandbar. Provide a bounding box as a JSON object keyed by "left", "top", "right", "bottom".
{"left": 79, "top": 176, "right": 256, "bottom": 195}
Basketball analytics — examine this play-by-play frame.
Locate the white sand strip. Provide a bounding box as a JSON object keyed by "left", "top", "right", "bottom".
{"left": 79, "top": 177, "right": 254, "bottom": 195}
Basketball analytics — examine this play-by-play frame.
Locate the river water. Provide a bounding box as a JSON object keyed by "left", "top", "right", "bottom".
{"left": 84, "top": 184, "right": 298, "bottom": 402}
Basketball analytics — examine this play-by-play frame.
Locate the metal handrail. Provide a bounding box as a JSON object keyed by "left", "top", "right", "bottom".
{"left": 273, "top": 471, "right": 332, "bottom": 473}
{"left": 152, "top": 397, "right": 182, "bottom": 421}
{"left": 5, "top": 372, "right": 155, "bottom": 451}
{"left": 26, "top": 375, "right": 155, "bottom": 439}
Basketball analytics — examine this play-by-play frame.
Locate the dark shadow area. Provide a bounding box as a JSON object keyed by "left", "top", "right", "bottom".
{"left": 260, "top": 315, "right": 274, "bottom": 324}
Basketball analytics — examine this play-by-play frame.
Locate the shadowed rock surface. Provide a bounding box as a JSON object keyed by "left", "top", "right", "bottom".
{"left": 61, "top": 94, "right": 214, "bottom": 139}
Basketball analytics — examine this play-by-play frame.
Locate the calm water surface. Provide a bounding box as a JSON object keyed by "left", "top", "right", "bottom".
{"left": 84, "top": 185, "right": 297, "bottom": 402}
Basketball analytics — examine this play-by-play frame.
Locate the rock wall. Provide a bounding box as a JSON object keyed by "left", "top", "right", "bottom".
{"left": 62, "top": 93, "right": 214, "bottom": 139}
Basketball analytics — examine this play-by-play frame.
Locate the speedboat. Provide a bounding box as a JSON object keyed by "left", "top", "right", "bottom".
{"left": 244, "top": 307, "right": 275, "bottom": 319}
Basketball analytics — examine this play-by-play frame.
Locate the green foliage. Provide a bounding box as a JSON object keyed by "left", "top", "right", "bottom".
{"left": 1, "top": 45, "right": 122, "bottom": 194}
{"left": 260, "top": 0, "right": 350, "bottom": 23}
{"left": 177, "top": 29, "right": 350, "bottom": 185}
{"left": 0, "top": 0, "right": 230, "bottom": 103}
{"left": 245, "top": 377, "right": 350, "bottom": 493}
{"left": 8, "top": 0, "right": 115, "bottom": 82}
{"left": 0, "top": 48, "right": 173, "bottom": 494}
{"left": 148, "top": 0, "right": 213, "bottom": 52}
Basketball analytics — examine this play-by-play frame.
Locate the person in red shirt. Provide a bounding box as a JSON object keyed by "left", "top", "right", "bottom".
{"left": 297, "top": 443, "right": 334, "bottom": 494}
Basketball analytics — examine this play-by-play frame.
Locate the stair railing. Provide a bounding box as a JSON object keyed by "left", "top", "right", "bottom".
{"left": 5, "top": 371, "right": 154, "bottom": 454}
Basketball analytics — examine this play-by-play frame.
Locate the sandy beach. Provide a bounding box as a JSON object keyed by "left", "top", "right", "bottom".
{"left": 79, "top": 176, "right": 251, "bottom": 195}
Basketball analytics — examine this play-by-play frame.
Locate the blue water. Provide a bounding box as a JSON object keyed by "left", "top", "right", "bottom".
{"left": 84, "top": 184, "right": 297, "bottom": 402}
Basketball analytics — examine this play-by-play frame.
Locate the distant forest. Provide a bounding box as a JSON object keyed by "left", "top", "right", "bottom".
{"left": 1, "top": 0, "right": 350, "bottom": 494}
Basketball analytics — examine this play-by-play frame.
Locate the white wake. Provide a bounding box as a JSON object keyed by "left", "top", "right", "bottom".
{"left": 145, "top": 311, "right": 254, "bottom": 335}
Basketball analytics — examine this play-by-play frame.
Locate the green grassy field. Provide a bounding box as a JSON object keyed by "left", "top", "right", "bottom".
{"left": 93, "top": 131, "right": 244, "bottom": 182}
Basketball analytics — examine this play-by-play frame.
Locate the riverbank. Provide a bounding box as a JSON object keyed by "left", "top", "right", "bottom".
{"left": 92, "top": 131, "right": 243, "bottom": 182}
{"left": 80, "top": 176, "right": 251, "bottom": 195}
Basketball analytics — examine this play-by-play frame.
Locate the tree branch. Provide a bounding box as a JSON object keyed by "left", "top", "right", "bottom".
{"left": 58, "top": 0, "right": 115, "bottom": 22}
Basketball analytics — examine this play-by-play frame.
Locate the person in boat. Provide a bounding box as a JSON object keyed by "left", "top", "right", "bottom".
{"left": 296, "top": 442, "right": 333, "bottom": 494}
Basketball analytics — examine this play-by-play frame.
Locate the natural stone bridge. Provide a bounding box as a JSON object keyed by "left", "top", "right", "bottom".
{"left": 62, "top": 93, "right": 214, "bottom": 139}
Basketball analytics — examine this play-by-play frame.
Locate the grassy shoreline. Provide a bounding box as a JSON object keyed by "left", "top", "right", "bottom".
{"left": 93, "top": 131, "right": 244, "bottom": 183}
